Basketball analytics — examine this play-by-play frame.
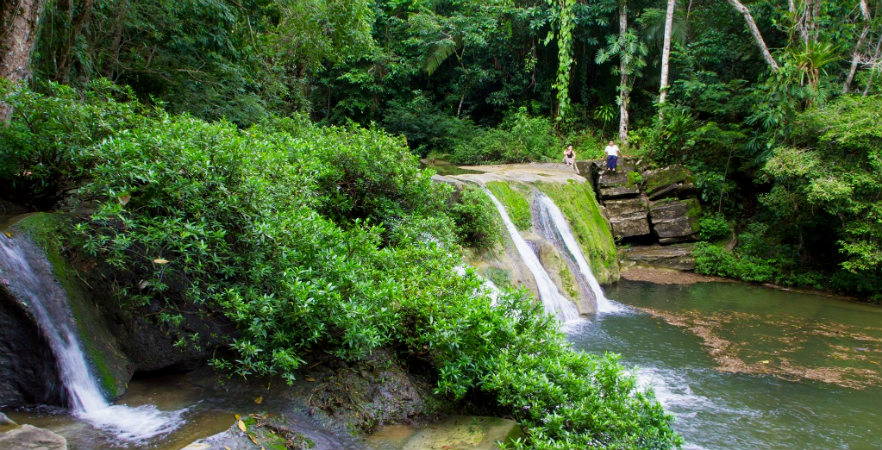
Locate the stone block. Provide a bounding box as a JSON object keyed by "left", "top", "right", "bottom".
{"left": 619, "top": 243, "right": 696, "bottom": 270}
{"left": 643, "top": 165, "right": 695, "bottom": 200}
{"left": 649, "top": 198, "right": 700, "bottom": 239}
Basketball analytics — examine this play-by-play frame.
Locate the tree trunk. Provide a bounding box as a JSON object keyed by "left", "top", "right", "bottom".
{"left": 1, "top": 0, "right": 46, "bottom": 122}
{"left": 863, "top": 33, "right": 882, "bottom": 96}
{"left": 844, "top": 0, "right": 871, "bottom": 93}
{"left": 658, "top": 0, "right": 676, "bottom": 110}
{"left": 618, "top": 0, "right": 629, "bottom": 144}
{"left": 726, "top": 0, "right": 779, "bottom": 72}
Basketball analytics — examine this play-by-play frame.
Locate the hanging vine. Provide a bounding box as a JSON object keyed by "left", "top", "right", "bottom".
{"left": 546, "top": 0, "right": 577, "bottom": 119}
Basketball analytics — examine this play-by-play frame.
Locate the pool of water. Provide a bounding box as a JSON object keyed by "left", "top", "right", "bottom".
{"left": 569, "top": 280, "right": 882, "bottom": 450}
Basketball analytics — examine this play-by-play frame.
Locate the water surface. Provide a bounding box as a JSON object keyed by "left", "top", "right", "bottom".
{"left": 569, "top": 280, "right": 882, "bottom": 450}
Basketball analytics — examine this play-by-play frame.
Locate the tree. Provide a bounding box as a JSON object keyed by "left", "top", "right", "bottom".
{"left": 844, "top": 0, "right": 873, "bottom": 93}
{"left": 0, "top": 0, "right": 46, "bottom": 122}
{"left": 725, "top": 0, "right": 780, "bottom": 72}
{"left": 658, "top": 0, "right": 676, "bottom": 108}
{"left": 597, "top": 0, "right": 647, "bottom": 144}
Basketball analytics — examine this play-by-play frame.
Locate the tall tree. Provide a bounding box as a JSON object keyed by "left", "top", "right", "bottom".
{"left": 0, "top": 0, "right": 46, "bottom": 122}
{"left": 726, "top": 0, "right": 780, "bottom": 72}
{"left": 844, "top": 0, "right": 872, "bottom": 93}
{"left": 658, "top": 0, "right": 676, "bottom": 108}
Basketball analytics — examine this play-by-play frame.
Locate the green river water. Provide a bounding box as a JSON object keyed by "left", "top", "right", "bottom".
{"left": 569, "top": 280, "right": 882, "bottom": 450}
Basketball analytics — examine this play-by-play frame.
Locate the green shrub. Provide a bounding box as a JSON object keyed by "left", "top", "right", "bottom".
{"left": 451, "top": 108, "right": 562, "bottom": 164}
{"left": 698, "top": 212, "right": 730, "bottom": 241}
{"left": 450, "top": 186, "right": 502, "bottom": 251}
{"left": 0, "top": 79, "right": 148, "bottom": 208}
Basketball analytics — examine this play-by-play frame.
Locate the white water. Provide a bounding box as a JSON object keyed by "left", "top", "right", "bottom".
{"left": 0, "top": 234, "right": 184, "bottom": 443}
{"left": 483, "top": 189, "right": 580, "bottom": 322}
{"left": 535, "top": 193, "right": 623, "bottom": 313}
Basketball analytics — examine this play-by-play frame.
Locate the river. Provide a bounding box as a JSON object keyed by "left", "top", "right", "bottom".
{"left": 568, "top": 280, "right": 882, "bottom": 450}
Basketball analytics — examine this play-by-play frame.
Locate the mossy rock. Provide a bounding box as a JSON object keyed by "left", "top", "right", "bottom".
{"left": 12, "top": 213, "right": 133, "bottom": 399}
{"left": 535, "top": 181, "right": 620, "bottom": 284}
{"left": 485, "top": 181, "right": 532, "bottom": 231}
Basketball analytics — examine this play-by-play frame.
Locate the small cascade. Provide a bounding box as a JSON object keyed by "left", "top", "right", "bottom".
{"left": 0, "top": 233, "right": 184, "bottom": 443}
{"left": 534, "top": 193, "right": 623, "bottom": 313}
{"left": 483, "top": 189, "right": 580, "bottom": 322}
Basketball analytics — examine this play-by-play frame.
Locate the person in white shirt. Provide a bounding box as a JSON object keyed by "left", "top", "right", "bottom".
{"left": 604, "top": 141, "right": 621, "bottom": 172}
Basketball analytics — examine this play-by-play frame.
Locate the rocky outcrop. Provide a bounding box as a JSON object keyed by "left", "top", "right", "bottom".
{"left": 619, "top": 243, "right": 696, "bottom": 271}
{"left": 0, "top": 281, "right": 66, "bottom": 408}
{"left": 590, "top": 162, "right": 701, "bottom": 245}
{"left": 0, "top": 424, "right": 67, "bottom": 450}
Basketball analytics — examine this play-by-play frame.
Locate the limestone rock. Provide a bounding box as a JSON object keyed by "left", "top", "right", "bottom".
{"left": 648, "top": 198, "right": 700, "bottom": 240}
{"left": 619, "top": 244, "right": 696, "bottom": 271}
{"left": 0, "top": 424, "right": 67, "bottom": 450}
{"left": 605, "top": 197, "right": 650, "bottom": 239}
{"left": 367, "top": 416, "right": 523, "bottom": 450}
{"left": 642, "top": 165, "right": 695, "bottom": 200}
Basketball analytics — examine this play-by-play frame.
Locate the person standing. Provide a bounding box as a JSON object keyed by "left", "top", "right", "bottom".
{"left": 563, "top": 144, "right": 576, "bottom": 169}
{"left": 604, "top": 141, "right": 621, "bottom": 172}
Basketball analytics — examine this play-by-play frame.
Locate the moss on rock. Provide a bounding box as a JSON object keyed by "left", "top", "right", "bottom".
{"left": 13, "top": 213, "right": 132, "bottom": 399}
{"left": 485, "top": 181, "right": 532, "bottom": 231}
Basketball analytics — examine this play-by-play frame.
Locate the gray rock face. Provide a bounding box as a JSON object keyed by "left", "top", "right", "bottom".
{"left": 605, "top": 198, "right": 650, "bottom": 239}
{"left": 619, "top": 244, "right": 696, "bottom": 270}
{"left": 649, "top": 198, "right": 700, "bottom": 239}
{"left": 0, "top": 288, "right": 65, "bottom": 408}
{"left": 0, "top": 424, "right": 67, "bottom": 450}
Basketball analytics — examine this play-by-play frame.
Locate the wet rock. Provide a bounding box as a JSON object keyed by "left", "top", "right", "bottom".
{"left": 0, "top": 424, "right": 67, "bottom": 450}
{"left": 642, "top": 165, "right": 695, "bottom": 200}
{"left": 0, "top": 286, "right": 65, "bottom": 407}
{"left": 604, "top": 197, "right": 650, "bottom": 239}
{"left": 367, "top": 416, "right": 523, "bottom": 450}
{"left": 648, "top": 198, "right": 700, "bottom": 240}
{"left": 619, "top": 244, "right": 696, "bottom": 271}
{"left": 309, "top": 350, "right": 447, "bottom": 433}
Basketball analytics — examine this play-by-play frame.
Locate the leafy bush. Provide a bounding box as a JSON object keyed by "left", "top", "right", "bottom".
{"left": 698, "top": 212, "right": 730, "bottom": 241}
{"left": 450, "top": 186, "right": 501, "bottom": 251}
{"left": 0, "top": 79, "right": 148, "bottom": 208}
{"left": 451, "top": 108, "right": 562, "bottom": 164}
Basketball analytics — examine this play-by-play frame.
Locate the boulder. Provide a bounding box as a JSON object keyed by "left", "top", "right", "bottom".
{"left": 367, "top": 416, "right": 523, "bottom": 450}
{"left": 619, "top": 244, "right": 696, "bottom": 271}
{"left": 648, "top": 198, "right": 700, "bottom": 240}
{"left": 604, "top": 197, "right": 650, "bottom": 239}
{"left": 642, "top": 165, "right": 695, "bottom": 200}
{"left": 0, "top": 424, "right": 67, "bottom": 450}
{"left": 596, "top": 162, "right": 641, "bottom": 199}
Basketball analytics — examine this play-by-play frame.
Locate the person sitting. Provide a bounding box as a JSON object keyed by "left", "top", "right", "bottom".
{"left": 563, "top": 144, "right": 576, "bottom": 169}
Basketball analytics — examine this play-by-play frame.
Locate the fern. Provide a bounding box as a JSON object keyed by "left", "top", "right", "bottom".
{"left": 423, "top": 39, "right": 458, "bottom": 75}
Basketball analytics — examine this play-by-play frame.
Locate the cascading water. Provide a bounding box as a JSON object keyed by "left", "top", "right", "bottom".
{"left": 0, "top": 233, "right": 185, "bottom": 443}
{"left": 483, "top": 189, "right": 580, "bottom": 322}
{"left": 534, "top": 193, "right": 623, "bottom": 313}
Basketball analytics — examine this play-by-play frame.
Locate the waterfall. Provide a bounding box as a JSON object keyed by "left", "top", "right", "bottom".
{"left": 0, "top": 233, "right": 184, "bottom": 443}
{"left": 483, "top": 189, "right": 580, "bottom": 322}
{"left": 534, "top": 193, "right": 623, "bottom": 313}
